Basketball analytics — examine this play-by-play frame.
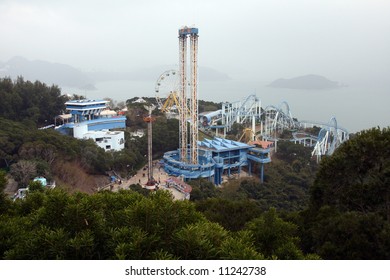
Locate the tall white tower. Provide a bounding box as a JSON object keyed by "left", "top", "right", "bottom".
{"left": 178, "top": 26, "right": 199, "bottom": 165}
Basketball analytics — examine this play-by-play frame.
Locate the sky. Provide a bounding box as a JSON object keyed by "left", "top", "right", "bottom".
{"left": 1, "top": 0, "right": 389, "bottom": 83}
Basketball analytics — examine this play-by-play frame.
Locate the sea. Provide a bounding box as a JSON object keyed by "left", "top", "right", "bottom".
{"left": 61, "top": 79, "right": 390, "bottom": 134}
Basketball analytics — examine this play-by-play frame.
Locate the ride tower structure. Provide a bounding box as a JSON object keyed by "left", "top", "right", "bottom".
{"left": 143, "top": 106, "right": 156, "bottom": 187}
{"left": 178, "top": 26, "right": 199, "bottom": 165}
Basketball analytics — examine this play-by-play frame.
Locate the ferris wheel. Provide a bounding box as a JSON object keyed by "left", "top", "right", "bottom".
{"left": 155, "top": 70, "right": 180, "bottom": 113}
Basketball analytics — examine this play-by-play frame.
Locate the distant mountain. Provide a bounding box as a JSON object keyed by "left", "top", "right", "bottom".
{"left": 268, "top": 74, "right": 344, "bottom": 90}
{"left": 0, "top": 57, "right": 231, "bottom": 90}
{"left": 0, "top": 56, "right": 95, "bottom": 89}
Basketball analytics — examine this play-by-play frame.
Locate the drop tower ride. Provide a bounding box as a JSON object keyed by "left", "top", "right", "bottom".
{"left": 178, "top": 26, "right": 199, "bottom": 165}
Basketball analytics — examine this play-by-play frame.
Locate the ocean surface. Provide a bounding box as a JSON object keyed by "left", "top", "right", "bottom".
{"left": 62, "top": 79, "right": 390, "bottom": 133}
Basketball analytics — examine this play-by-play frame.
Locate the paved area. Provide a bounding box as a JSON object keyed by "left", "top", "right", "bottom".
{"left": 102, "top": 161, "right": 255, "bottom": 200}
{"left": 106, "top": 161, "right": 186, "bottom": 200}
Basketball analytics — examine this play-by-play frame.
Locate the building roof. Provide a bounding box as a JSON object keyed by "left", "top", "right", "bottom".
{"left": 65, "top": 99, "right": 108, "bottom": 106}
{"left": 249, "top": 140, "right": 274, "bottom": 149}
{"left": 84, "top": 130, "right": 123, "bottom": 137}
{"left": 198, "top": 137, "right": 253, "bottom": 151}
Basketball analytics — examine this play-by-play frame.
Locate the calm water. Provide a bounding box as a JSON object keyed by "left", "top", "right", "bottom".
{"left": 62, "top": 79, "right": 390, "bottom": 133}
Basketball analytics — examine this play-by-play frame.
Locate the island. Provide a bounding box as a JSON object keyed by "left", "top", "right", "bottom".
{"left": 267, "top": 74, "right": 344, "bottom": 90}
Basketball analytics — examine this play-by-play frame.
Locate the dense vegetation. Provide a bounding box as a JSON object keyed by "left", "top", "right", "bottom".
{"left": 298, "top": 127, "right": 390, "bottom": 259}
{"left": 0, "top": 186, "right": 313, "bottom": 260}
{"left": 0, "top": 77, "right": 67, "bottom": 127}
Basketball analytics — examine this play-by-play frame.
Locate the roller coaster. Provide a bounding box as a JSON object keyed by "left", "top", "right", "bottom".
{"left": 263, "top": 101, "right": 297, "bottom": 138}
{"left": 197, "top": 95, "right": 349, "bottom": 161}
{"left": 199, "top": 94, "right": 261, "bottom": 137}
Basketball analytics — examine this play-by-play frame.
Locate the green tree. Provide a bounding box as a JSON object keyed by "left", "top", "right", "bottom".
{"left": 10, "top": 160, "right": 37, "bottom": 187}
{"left": 218, "top": 230, "right": 264, "bottom": 259}
{"left": 27, "top": 180, "right": 44, "bottom": 193}
{"left": 301, "top": 207, "right": 390, "bottom": 259}
{"left": 173, "top": 221, "right": 228, "bottom": 259}
{"left": 311, "top": 127, "right": 390, "bottom": 219}
{"left": 0, "top": 77, "right": 66, "bottom": 126}
{"left": 188, "top": 179, "right": 219, "bottom": 201}
{"left": 0, "top": 170, "right": 7, "bottom": 194}
{"left": 245, "top": 208, "right": 305, "bottom": 259}
{"left": 4, "top": 226, "right": 70, "bottom": 259}
{"left": 0, "top": 170, "right": 10, "bottom": 213}
{"left": 300, "top": 127, "right": 390, "bottom": 259}
{"left": 196, "top": 198, "right": 261, "bottom": 231}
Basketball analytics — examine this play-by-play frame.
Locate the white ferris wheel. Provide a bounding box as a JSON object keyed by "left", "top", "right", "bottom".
{"left": 154, "top": 70, "right": 181, "bottom": 113}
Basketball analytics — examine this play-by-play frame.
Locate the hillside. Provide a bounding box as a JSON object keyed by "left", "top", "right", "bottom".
{"left": 0, "top": 57, "right": 94, "bottom": 89}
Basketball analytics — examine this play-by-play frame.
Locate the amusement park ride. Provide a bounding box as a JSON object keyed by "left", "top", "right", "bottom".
{"left": 156, "top": 26, "right": 349, "bottom": 186}
{"left": 155, "top": 70, "right": 180, "bottom": 115}
{"left": 143, "top": 106, "right": 157, "bottom": 188}
{"left": 178, "top": 26, "right": 199, "bottom": 165}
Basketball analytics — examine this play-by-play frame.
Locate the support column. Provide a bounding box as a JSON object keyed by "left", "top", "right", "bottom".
{"left": 190, "top": 33, "right": 199, "bottom": 165}
{"left": 179, "top": 35, "right": 188, "bottom": 162}
{"left": 260, "top": 163, "right": 264, "bottom": 183}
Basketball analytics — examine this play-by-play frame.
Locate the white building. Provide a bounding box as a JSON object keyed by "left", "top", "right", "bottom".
{"left": 83, "top": 130, "right": 125, "bottom": 151}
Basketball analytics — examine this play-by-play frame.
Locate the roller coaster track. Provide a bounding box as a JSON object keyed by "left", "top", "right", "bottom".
{"left": 308, "top": 117, "right": 349, "bottom": 161}
{"left": 221, "top": 94, "right": 261, "bottom": 132}
{"left": 200, "top": 95, "right": 349, "bottom": 160}
{"left": 263, "top": 101, "right": 297, "bottom": 138}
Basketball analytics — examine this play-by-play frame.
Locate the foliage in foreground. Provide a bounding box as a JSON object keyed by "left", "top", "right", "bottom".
{"left": 299, "top": 127, "right": 390, "bottom": 259}
{"left": 0, "top": 188, "right": 312, "bottom": 260}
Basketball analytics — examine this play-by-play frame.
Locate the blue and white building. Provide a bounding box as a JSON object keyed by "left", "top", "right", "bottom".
{"left": 56, "top": 99, "right": 126, "bottom": 151}
{"left": 163, "top": 137, "right": 271, "bottom": 185}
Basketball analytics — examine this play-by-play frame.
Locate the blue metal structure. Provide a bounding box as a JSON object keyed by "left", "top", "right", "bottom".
{"left": 163, "top": 137, "right": 271, "bottom": 185}
{"left": 247, "top": 147, "right": 272, "bottom": 183}
{"left": 199, "top": 110, "right": 222, "bottom": 127}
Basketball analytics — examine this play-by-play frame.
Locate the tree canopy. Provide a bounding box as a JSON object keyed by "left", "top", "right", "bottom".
{"left": 310, "top": 127, "right": 390, "bottom": 219}
{"left": 299, "top": 127, "right": 390, "bottom": 259}
{"left": 0, "top": 189, "right": 307, "bottom": 260}
{"left": 0, "top": 77, "right": 67, "bottom": 126}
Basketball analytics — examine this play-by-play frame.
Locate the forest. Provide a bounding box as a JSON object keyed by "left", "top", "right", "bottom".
{"left": 1, "top": 77, "right": 390, "bottom": 259}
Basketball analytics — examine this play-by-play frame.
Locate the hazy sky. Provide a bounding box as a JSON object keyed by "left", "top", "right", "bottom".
{"left": 1, "top": 0, "right": 389, "bottom": 83}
